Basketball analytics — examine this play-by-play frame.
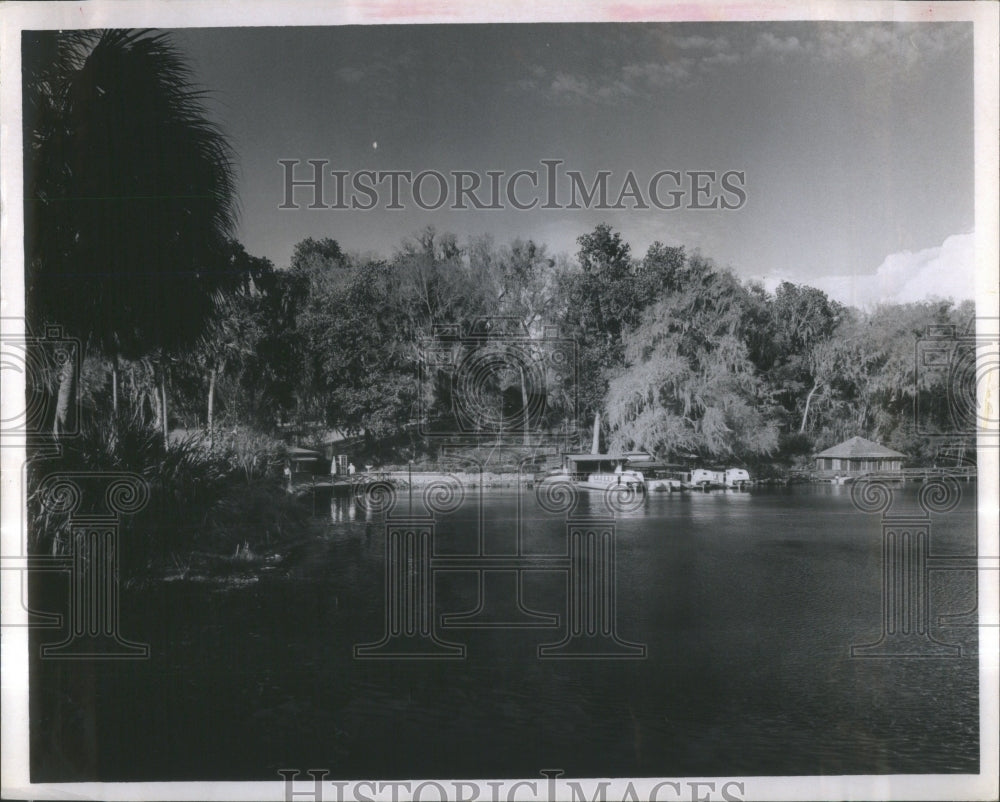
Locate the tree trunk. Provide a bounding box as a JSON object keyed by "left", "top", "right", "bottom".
{"left": 591, "top": 412, "right": 601, "bottom": 454}
{"left": 160, "top": 370, "right": 169, "bottom": 442}
{"left": 520, "top": 366, "right": 529, "bottom": 446}
{"left": 799, "top": 381, "right": 821, "bottom": 434}
{"left": 150, "top": 383, "right": 161, "bottom": 429}
{"left": 52, "top": 353, "right": 77, "bottom": 437}
{"left": 111, "top": 354, "right": 119, "bottom": 414}
{"left": 207, "top": 366, "right": 216, "bottom": 436}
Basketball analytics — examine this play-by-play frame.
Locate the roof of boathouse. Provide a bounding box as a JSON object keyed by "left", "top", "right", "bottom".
{"left": 815, "top": 436, "right": 906, "bottom": 460}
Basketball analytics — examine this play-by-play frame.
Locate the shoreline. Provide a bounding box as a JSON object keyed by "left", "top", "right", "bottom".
{"left": 305, "top": 466, "right": 977, "bottom": 491}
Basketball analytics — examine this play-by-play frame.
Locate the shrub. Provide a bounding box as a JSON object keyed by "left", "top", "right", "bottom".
{"left": 27, "top": 410, "right": 310, "bottom": 576}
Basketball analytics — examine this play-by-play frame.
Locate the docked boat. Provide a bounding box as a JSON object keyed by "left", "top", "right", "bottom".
{"left": 724, "top": 468, "right": 751, "bottom": 489}
{"left": 643, "top": 465, "right": 689, "bottom": 492}
{"left": 686, "top": 467, "right": 751, "bottom": 490}
{"left": 554, "top": 453, "right": 646, "bottom": 491}
{"left": 616, "top": 453, "right": 680, "bottom": 492}
{"left": 689, "top": 468, "right": 725, "bottom": 489}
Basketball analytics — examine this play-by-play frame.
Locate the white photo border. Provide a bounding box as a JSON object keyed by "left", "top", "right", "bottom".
{"left": 2, "top": 2, "right": 997, "bottom": 800}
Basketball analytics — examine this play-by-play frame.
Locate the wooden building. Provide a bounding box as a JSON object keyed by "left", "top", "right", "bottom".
{"left": 814, "top": 436, "right": 906, "bottom": 474}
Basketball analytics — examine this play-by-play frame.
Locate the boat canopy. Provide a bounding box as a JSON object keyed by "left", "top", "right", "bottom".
{"left": 562, "top": 453, "right": 636, "bottom": 473}
{"left": 563, "top": 452, "right": 630, "bottom": 463}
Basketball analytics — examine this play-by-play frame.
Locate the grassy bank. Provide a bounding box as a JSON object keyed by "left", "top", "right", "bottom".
{"left": 27, "top": 411, "right": 322, "bottom": 579}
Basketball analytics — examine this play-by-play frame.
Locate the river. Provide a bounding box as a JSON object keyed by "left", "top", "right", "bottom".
{"left": 30, "top": 483, "right": 980, "bottom": 781}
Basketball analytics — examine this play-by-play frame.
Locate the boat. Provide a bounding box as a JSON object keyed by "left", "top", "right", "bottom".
{"left": 724, "top": 468, "right": 751, "bottom": 489}
{"left": 647, "top": 475, "right": 684, "bottom": 492}
{"left": 553, "top": 453, "right": 646, "bottom": 491}
{"left": 686, "top": 467, "right": 751, "bottom": 490}
{"left": 689, "top": 468, "right": 725, "bottom": 490}
{"left": 616, "top": 453, "right": 680, "bottom": 492}
{"left": 643, "top": 465, "right": 689, "bottom": 492}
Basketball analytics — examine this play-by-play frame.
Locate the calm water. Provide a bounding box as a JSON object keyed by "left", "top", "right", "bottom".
{"left": 31, "top": 484, "right": 980, "bottom": 780}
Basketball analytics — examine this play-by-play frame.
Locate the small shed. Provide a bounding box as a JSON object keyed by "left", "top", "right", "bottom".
{"left": 814, "top": 436, "right": 906, "bottom": 474}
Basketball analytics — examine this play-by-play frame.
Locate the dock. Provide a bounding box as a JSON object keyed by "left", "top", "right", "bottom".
{"left": 287, "top": 473, "right": 391, "bottom": 495}
{"left": 806, "top": 466, "right": 977, "bottom": 484}
{"left": 287, "top": 469, "right": 533, "bottom": 495}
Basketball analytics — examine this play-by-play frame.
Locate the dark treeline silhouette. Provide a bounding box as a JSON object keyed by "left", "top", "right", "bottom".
{"left": 22, "top": 30, "right": 974, "bottom": 565}
{"left": 42, "top": 223, "right": 971, "bottom": 471}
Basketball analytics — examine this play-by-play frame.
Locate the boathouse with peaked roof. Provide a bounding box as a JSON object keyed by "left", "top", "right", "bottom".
{"left": 814, "top": 436, "right": 907, "bottom": 474}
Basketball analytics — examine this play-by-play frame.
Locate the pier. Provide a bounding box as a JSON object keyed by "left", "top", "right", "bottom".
{"left": 808, "top": 466, "right": 977, "bottom": 483}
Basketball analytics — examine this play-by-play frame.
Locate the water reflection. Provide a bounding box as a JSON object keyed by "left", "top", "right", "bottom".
{"left": 329, "top": 493, "right": 358, "bottom": 523}
{"left": 54, "top": 482, "right": 977, "bottom": 780}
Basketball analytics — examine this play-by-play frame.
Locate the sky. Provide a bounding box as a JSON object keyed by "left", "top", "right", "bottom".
{"left": 167, "top": 22, "right": 975, "bottom": 306}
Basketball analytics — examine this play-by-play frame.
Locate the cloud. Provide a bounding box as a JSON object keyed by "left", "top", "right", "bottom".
{"left": 671, "top": 34, "right": 730, "bottom": 52}
{"left": 333, "top": 49, "right": 420, "bottom": 86}
{"left": 524, "top": 59, "right": 690, "bottom": 106}
{"left": 508, "top": 22, "right": 969, "bottom": 106}
{"left": 752, "top": 32, "right": 805, "bottom": 58}
{"left": 594, "top": 79, "right": 639, "bottom": 102}
{"left": 335, "top": 66, "right": 368, "bottom": 84}
{"left": 760, "top": 233, "right": 975, "bottom": 309}
{"left": 621, "top": 59, "right": 693, "bottom": 88}
{"left": 747, "top": 22, "right": 971, "bottom": 69}
{"left": 549, "top": 71, "right": 592, "bottom": 101}
{"left": 813, "top": 22, "right": 970, "bottom": 67}
{"left": 700, "top": 51, "right": 741, "bottom": 70}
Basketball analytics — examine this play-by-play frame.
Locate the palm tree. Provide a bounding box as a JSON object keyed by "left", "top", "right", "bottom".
{"left": 23, "top": 29, "right": 239, "bottom": 438}
{"left": 194, "top": 242, "right": 275, "bottom": 440}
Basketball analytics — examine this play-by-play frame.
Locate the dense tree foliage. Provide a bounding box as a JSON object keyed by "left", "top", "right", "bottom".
{"left": 24, "top": 29, "right": 240, "bottom": 435}
{"left": 173, "top": 224, "right": 967, "bottom": 467}
{"left": 22, "top": 34, "right": 975, "bottom": 469}
{"left": 605, "top": 255, "right": 781, "bottom": 459}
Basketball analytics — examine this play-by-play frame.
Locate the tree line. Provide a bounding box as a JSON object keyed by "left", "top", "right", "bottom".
{"left": 24, "top": 30, "right": 973, "bottom": 471}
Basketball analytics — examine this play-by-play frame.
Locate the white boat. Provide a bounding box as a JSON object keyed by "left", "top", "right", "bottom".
{"left": 647, "top": 476, "right": 684, "bottom": 492}
{"left": 556, "top": 453, "right": 646, "bottom": 491}
{"left": 724, "top": 468, "right": 751, "bottom": 489}
{"left": 689, "top": 468, "right": 725, "bottom": 489}
{"left": 686, "top": 467, "right": 751, "bottom": 490}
